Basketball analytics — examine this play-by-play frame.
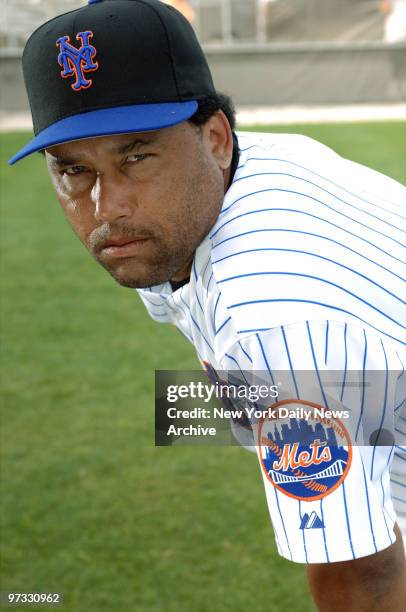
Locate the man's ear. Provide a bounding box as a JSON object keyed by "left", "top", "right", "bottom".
{"left": 201, "top": 110, "right": 234, "bottom": 171}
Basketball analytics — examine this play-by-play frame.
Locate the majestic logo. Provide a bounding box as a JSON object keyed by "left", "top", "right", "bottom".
{"left": 300, "top": 511, "right": 324, "bottom": 529}
{"left": 56, "top": 31, "right": 99, "bottom": 91}
{"left": 258, "top": 399, "right": 352, "bottom": 502}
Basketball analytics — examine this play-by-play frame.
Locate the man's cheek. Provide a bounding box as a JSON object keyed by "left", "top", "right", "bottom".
{"left": 61, "top": 202, "right": 92, "bottom": 245}
{"left": 62, "top": 198, "right": 79, "bottom": 216}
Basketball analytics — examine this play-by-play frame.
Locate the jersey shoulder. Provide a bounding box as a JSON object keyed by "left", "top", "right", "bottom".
{"left": 234, "top": 130, "right": 405, "bottom": 206}
{"left": 208, "top": 131, "right": 406, "bottom": 343}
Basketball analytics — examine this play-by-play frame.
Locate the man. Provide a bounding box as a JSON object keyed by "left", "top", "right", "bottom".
{"left": 8, "top": 0, "right": 406, "bottom": 610}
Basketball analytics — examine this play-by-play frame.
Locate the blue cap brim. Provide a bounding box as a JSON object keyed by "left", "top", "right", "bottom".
{"left": 8, "top": 101, "right": 198, "bottom": 165}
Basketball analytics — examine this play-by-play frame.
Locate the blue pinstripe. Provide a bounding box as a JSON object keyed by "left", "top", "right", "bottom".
{"left": 235, "top": 300, "right": 404, "bottom": 346}
{"left": 319, "top": 500, "right": 330, "bottom": 562}
{"left": 382, "top": 447, "right": 395, "bottom": 533}
{"left": 195, "top": 290, "right": 204, "bottom": 315}
{"left": 213, "top": 293, "right": 221, "bottom": 330}
{"left": 211, "top": 207, "right": 403, "bottom": 263}
{"left": 235, "top": 155, "right": 406, "bottom": 214}
{"left": 201, "top": 255, "right": 212, "bottom": 283}
{"left": 140, "top": 294, "right": 167, "bottom": 308}
{"left": 360, "top": 457, "right": 378, "bottom": 553}
{"left": 179, "top": 291, "right": 215, "bottom": 356}
{"left": 192, "top": 257, "right": 198, "bottom": 282}
{"left": 306, "top": 321, "right": 329, "bottom": 408}
{"left": 340, "top": 324, "right": 348, "bottom": 402}
{"left": 165, "top": 297, "right": 194, "bottom": 344}
{"left": 274, "top": 489, "right": 293, "bottom": 560}
{"left": 222, "top": 270, "right": 404, "bottom": 329}
{"left": 223, "top": 352, "right": 253, "bottom": 390}
{"left": 227, "top": 171, "right": 406, "bottom": 235}
{"left": 206, "top": 271, "right": 213, "bottom": 297}
{"left": 237, "top": 340, "right": 252, "bottom": 363}
{"left": 212, "top": 227, "right": 405, "bottom": 282}
{"left": 396, "top": 352, "right": 405, "bottom": 378}
{"left": 215, "top": 316, "right": 232, "bottom": 336}
{"left": 342, "top": 482, "right": 356, "bottom": 559}
{"left": 256, "top": 333, "right": 275, "bottom": 386}
{"left": 298, "top": 501, "right": 308, "bottom": 563}
{"left": 216, "top": 255, "right": 404, "bottom": 308}
{"left": 216, "top": 187, "right": 405, "bottom": 248}
{"left": 370, "top": 341, "right": 389, "bottom": 480}
{"left": 280, "top": 326, "right": 300, "bottom": 398}
{"left": 355, "top": 330, "right": 368, "bottom": 443}
{"left": 148, "top": 310, "right": 170, "bottom": 318}
{"left": 221, "top": 352, "right": 261, "bottom": 417}
{"left": 238, "top": 144, "right": 275, "bottom": 154}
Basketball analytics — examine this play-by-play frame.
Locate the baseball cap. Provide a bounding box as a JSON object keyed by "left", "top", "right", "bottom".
{"left": 8, "top": 0, "right": 216, "bottom": 165}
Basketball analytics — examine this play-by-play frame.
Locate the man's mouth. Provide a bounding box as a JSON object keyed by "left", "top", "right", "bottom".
{"left": 100, "top": 236, "right": 150, "bottom": 258}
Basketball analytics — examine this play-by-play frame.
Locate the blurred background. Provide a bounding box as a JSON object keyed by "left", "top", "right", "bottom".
{"left": 1, "top": 2, "right": 405, "bottom": 612}
{"left": 1, "top": 0, "right": 406, "bottom": 113}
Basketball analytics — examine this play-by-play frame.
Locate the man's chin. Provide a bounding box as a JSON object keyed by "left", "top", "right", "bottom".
{"left": 113, "top": 276, "right": 157, "bottom": 289}
{"left": 101, "top": 261, "right": 173, "bottom": 289}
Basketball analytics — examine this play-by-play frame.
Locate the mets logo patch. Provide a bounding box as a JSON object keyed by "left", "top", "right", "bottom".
{"left": 56, "top": 31, "right": 99, "bottom": 91}
{"left": 258, "top": 399, "right": 352, "bottom": 502}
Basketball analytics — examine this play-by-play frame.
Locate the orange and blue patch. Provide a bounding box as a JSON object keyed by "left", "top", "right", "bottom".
{"left": 258, "top": 399, "right": 352, "bottom": 502}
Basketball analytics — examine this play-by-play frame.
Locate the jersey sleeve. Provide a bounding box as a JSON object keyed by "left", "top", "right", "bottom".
{"left": 219, "top": 319, "right": 405, "bottom": 563}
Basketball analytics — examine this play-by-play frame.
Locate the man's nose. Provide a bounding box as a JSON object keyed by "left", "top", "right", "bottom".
{"left": 91, "top": 172, "right": 135, "bottom": 223}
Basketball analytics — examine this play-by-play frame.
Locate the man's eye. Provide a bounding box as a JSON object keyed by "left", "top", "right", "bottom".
{"left": 63, "top": 165, "right": 88, "bottom": 176}
{"left": 125, "top": 154, "right": 148, "bottom": 164}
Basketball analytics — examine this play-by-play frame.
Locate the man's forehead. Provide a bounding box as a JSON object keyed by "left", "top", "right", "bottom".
{"left": 45, "top": 130, "right": 162, "bottom": 160}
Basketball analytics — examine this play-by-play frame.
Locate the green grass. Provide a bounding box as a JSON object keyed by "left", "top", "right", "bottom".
{"left": 1, "top": 122, "right": 404, "bottom": 612}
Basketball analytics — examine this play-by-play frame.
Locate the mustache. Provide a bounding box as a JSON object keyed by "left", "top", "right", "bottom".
{"left": 89, "top": 223, "right": 154, "bottom": 252}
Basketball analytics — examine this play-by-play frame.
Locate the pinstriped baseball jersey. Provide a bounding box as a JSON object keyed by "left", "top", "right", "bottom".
{"left": 137, "top": 131, "right": 406, "bottom": 563}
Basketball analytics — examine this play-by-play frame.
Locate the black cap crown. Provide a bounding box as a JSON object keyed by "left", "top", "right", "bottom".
{"left": 9, "top": 0, "right": 216, "bottom": 164}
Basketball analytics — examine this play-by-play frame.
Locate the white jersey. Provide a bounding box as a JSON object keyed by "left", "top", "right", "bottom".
{"left": 137, "top": 131, "right": 406, "bottom": 563}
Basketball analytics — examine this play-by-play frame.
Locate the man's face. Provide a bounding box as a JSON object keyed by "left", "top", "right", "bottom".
{"left": 45, "top": 116, "right": 231, "bottom": 288}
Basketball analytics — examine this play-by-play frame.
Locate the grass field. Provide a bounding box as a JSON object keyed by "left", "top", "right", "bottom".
{"left": 1, "top": 122, "right": 405, "bottom": 612}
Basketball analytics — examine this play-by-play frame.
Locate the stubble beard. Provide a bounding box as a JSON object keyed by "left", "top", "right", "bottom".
{"left": 94, "top": 233, "right": 193, "bottom": 289}
{"left": 91, "top": 156, "right": 224, "bottom": 289}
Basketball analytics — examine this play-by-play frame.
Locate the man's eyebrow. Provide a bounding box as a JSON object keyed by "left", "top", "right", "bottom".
{"left": 47, "top": 135, "right": 159, "bottom": 165}
{"left": 114, "top": 135, "right": 158, "bottom": 155}
{"left": 48, "top": 154, "right": 83, "bottom": 166}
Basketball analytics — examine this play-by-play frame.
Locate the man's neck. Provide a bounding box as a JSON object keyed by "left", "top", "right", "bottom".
{"left": 171, "top": 256, "right": 194, "bottom": 283}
